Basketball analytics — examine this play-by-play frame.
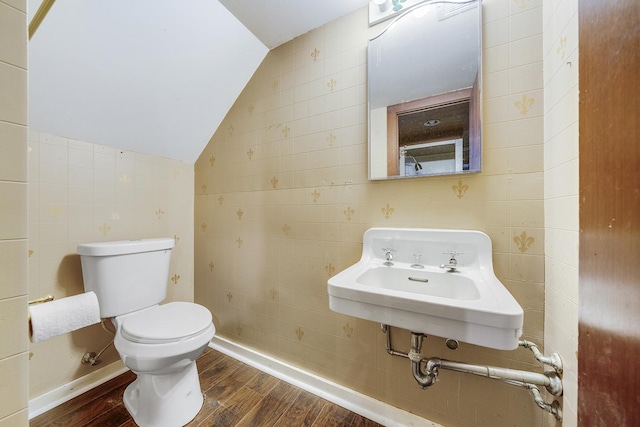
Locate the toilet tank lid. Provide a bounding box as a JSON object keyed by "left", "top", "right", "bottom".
{"left": 77, "top": 238, "right": 175, "bottom": 256}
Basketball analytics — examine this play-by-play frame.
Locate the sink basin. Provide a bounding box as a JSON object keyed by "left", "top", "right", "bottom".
{"left": 357, "top": 267, "right": 481, "bottom": 300}
{"left": 327, "top": 228, "right": 524, "bottom": 350}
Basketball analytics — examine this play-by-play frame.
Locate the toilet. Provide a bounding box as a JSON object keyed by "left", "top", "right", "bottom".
{"left": 77, "top": 238, "right": 215, "bottom": 427}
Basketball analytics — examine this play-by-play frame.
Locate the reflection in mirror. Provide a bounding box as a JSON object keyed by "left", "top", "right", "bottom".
{"left": 368, "top": 0, "right": 482, "bottom": 180}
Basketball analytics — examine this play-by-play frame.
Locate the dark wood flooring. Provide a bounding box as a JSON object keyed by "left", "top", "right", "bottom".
{"left": 30, "top": 347, "right": 385, "bottom": 427}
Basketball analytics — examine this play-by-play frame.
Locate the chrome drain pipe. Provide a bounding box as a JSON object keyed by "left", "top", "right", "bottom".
{"left": 524, "top": 384, "right": 563, "bottom": 421}
{"left": 435, "top": 358, "right": 563, "bottom": 396}
{"left": 381, "top": 325, "right": 564, "bottom": 421}
{"left": 404, "top": 332, "right": 561, "bottom": 393}
{"left": 408, "top": 332, "right": 439, "bottom": 388}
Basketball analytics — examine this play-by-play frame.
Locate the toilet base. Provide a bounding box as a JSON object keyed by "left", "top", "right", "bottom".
{"left": 123, "top": 361, "right": 203, "bottom": 427}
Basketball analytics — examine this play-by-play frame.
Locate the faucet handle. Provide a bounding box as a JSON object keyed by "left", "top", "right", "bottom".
{"left": 440, "top": 251, "right": 463, "bottom": 272}
{"left": 381, "top": 248, "right": 395, "bottom": 265}
{"left": 443, "top": 251, "right": 463, "bottom": 262}
{"left": 381, "top": 247, "right": 396, "bottom": 256}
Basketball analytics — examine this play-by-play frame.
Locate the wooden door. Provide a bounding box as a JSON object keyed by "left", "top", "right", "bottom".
{"left": 578, "top": 0, "right": 640, "bottom": 425}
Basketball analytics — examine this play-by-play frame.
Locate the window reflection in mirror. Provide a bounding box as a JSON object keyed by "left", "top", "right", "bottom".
{"left": 368, "top": 0, "right": 482, "bottom": 180}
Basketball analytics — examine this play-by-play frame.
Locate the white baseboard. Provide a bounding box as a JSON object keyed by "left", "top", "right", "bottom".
{"left": 28, "top": 338, "right": 441, "bottom": 426}
{"left": 28, "top": 360, "right": 129, "bottom": 420}
{"left": 209, "top": 336, "right": 441, "bottom": 427}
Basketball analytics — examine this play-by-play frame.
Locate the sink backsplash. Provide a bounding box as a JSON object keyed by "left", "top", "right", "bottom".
{"left": 363, "top": 227, "right": 490, "bottom": 269}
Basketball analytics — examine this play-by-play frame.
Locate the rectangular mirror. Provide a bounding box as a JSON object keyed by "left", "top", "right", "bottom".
{"left": 368, "top": 0, "right": 482, "bottom": 180}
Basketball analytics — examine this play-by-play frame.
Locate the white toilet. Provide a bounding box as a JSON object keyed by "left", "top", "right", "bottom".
{"left": 77, "top": 238, "right": 215, "bottom": 427}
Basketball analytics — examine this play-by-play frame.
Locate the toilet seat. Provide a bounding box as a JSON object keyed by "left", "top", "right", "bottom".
{"left": 121, "top": 302, "right": 212, "bottom": 344}
{"left": 114, "top": 302, "right": 215, "bottom": 361}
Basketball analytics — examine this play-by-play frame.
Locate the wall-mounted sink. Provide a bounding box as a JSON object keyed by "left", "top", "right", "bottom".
{"left": 327, "top": 228, "right": 524, "bottom": 350}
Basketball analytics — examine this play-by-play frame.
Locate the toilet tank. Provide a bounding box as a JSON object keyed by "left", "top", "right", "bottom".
{"left": 77, "top": 238, "right": 175, "bottom": 318}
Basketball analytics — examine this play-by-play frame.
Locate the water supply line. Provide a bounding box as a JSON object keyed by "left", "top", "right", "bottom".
{"left": 82, "top": 319, "right": 115, "bottom": 366}
{"left": 381, "top": 324, "right": 564, "bottom": 421}
{"left": 519, "top": 339, "right": 563, "bottom": 373}
{"left": 381, "top": 323, "right": 408, "bottom": 358}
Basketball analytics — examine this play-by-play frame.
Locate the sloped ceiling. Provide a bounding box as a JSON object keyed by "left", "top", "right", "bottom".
{"left": 218, "top": 0, "right": 371, "bottom": 49}
{"left": 28, "top": 0, "right": 370, "bottom": 163}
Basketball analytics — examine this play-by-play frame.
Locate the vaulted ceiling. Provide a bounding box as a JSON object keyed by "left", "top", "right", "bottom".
{"left": 28, "top": 0, "right": 370, "bottom": 163}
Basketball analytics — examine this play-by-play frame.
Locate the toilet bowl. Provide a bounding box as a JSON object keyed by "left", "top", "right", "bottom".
{"left": 77, "top": 238, "right": 216, "bottom": 427}
{"left": 113, "top": 302, "right": 215, "bottom": 427}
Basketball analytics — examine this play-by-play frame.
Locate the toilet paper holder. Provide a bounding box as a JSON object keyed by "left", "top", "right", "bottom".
{"left": 27, "top": 294, "right": 55, "bottom": 336}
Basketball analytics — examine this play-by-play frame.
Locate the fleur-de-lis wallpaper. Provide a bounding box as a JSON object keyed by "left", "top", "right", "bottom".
{"left": 327, "top": 133, "right": 336, "bottom": 147}
{"left": 46, "top": 205, "right": 61, "bottom": 219}
{"left": 28, "top": 132, "right": 195, "bottom": 399}
{"left": 190, "top": 1, "right": 568, "bottom": 424}
{"left": 515, "top": 94, "right": 536, "bottom": 115}
{"left": 311, "top": 48, "right": 320, "bottom": 62}
{"left": 557, "top": 35, "right": 567, "bottom": 60}
{"left": 343, "top": 206, "right": 355, "bottom": 221}
{"left": 22, "top": 0, "right": 580, "bottom": 424}
{"left": 98, "top": 223, "right": 111, "bottom": 236}
{"left": 343, "top": 323, "right": 354, "bottom": 339}
{"left": 452, "top": 180, "right": 469, "bottom": 199}
{"left": 381, "top": 203, "right": 394, "bottom": 220}
{"left": 325, "top": 262, "right": 336, "bottom": 277}
{"left": 514, "top": 231, "right": 535, "bottom": 253}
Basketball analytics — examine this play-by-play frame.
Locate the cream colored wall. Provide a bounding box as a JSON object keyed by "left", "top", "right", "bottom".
{"left": 0, "top": 0, "right": 29, "bottom": 425}
{"left": 194, "top": 1, "right": 547, "bottom": 425}
{"left": 542, "top": 0, "right": 578, "bottom": 425}
{"left": 27, "top": 132, "right": 195, "bottom": 400}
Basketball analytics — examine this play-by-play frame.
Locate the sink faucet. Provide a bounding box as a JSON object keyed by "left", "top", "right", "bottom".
{"left": 440, "top": 251, "right": 462, "bottom": 272}
{"left": 411, "top": 254, "right": 424, "bottom": 269}
{"left": 382, "top": 248, "right": 395, "bottom": 266}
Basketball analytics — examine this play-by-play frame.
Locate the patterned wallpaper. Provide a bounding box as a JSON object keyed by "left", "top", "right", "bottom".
{"left": 27, "top": 132, "right": 195, "bottom": 399}
{"left": 542, "top": 0, "right": 579, "bottom": 424}
{"left": 195, "top": 1, "right": 548, "bottom": 425}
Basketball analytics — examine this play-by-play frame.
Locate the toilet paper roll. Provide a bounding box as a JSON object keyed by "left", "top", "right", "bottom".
{"left": 29, "top": 292, "right": 101, "bottom": 343}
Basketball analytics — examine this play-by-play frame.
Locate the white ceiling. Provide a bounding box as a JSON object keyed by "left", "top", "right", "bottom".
{"left": 28, "top": 0, "right": 370, "bottom": 163}
{"left": 218, "top": 0, "right": 371, "bottom": 49}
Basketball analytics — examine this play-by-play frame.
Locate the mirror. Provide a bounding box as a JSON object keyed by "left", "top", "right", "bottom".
{"left": 368, "top": 0, "right": 482, "bottom": 180}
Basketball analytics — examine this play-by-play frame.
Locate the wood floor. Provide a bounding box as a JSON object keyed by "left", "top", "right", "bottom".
{"left": 30, "top": 347, "right": 385, "bottom": 427}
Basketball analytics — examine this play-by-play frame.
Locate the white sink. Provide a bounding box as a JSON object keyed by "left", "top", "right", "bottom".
{"left": 327, "top": 228, "right": 524, "bottom": 350}
{"left": 357, "top": 267, "right": 481, "bottom": 300}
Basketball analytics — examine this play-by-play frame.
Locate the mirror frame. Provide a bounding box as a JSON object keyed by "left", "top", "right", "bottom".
{"left": 367, "top": 0, "right": 482, "bottom": 180}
